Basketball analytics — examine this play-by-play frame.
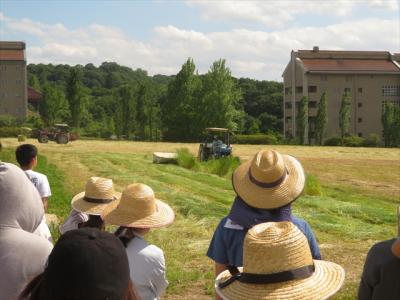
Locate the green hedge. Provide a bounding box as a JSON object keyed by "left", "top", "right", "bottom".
{"left": 324, "top": 134, "right": 380, "bottom": 147}
{"left": 233, "top": 134, "right": 278, "bottom": 145}
{"left": 0, "top": 127, "right": 22, "bottom": 137}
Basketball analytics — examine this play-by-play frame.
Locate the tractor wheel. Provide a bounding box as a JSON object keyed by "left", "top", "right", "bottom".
{"left": 56, "top": 134, "right": 69, "bottom": 144}
{"left": 38, "top": 135, "right": 49, "bottom": 143}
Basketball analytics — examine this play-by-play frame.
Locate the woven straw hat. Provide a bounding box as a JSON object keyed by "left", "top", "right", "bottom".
{"left": 215, "top": 222, "right": 345, "bottom": 300}
{"left": 232, "top": 150, "right": 305, "bottom": 209}
{"left": 71, "top": 177, "right": 121, "bottom": 215}
{"left": 101, "top": 183, "right": 175, "bottom": 228}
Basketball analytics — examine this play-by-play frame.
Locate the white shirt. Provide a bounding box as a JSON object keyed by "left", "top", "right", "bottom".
{"left": 24, "top": 170, "right": 52, "bottom": 198}
{"left": 126, "top": 234, "right": 168, "bottom": 300}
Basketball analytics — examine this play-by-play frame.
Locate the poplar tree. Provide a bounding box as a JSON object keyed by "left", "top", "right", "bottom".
{"left": 297, "top": 96, "right": 309, "bottom": 144}
{"left": 66, "top": 68, "right": 85, "bottom": 129}
{"left": 315, "top": 92, "right": 328, "bottom": 145}
{"left": 381, "top": 102, "right": 400, "bottom": 147}
{"left": 339, "top": 91, "right": 351, "bottom": 140}
{"left": 39, "top": 84, "right": 70, "bottom": 126}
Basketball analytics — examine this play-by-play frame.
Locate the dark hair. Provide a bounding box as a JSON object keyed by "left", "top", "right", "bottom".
{"left": 15, "top": 144, "right": 37, "bottom": 167}
{"left": 19, "top": 275, "right": 139, "bottom": 300}
{"left": 78, "top": 215, "right": 105, "bottom": 231}
{"left": 115, "top": 227, "right": 135, "bottom": 248}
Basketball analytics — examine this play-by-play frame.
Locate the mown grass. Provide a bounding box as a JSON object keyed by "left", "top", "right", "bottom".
{"left": 0, "top": 138, "right": 399, "bottom": 299}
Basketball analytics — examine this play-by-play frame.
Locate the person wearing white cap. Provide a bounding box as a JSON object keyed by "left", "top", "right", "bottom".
{"left": 102, "top": 183, "right": 175, "bottom": 300}
{"left": 207, "top": 149, "right": 321, "bottom": 299}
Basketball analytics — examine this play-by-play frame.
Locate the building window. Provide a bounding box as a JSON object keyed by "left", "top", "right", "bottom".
{"left": 0, "top": 79, "right": 6, "bottom": 85}
{"left": 345, "top": 75, "right": 353, "bottom": 82}
{"left": 16, "top": 79, "right": 22, "bottom": 84}
{"left": 16, "top": 66, "right": 21, "bottom": 71}
{"left": 296, "top": 86, "right": 303, "bottom": 93}
{"left": 1, "top": 92, "right": 7, "bottom": 98}
{"left": 285, "top": 88, "right": 290, "bottom": 95}
{"left": 308, "top": 86, "right": 317, "bottom": 93}
{"left": 358, "top": 88, "right": 363, "bottom": 93}
{"left": 285, "top": 117, "right": 292, "bottom": 123}
{"left": 320, "top": 75, "right": 328, "bottom": 81}
{"left": 358, "top": 102, "right": 363, "bottom": 108}
{"left": 382, "top": 100, "right": 400, "bottom": 111}
{"left": 358, "top": 133, "right": 363, "bottom": 137}
{"left": 16, "top": 93, "right": 21, "bottom": 98}
{"left": 308, "top": 101, "right": 317, "bottom": 108}
{"left": 358, "top": 118, "right": 362, "bottom": 123}
{"left": 382, "top": 85, "right": 400, "bottom": 97}
{"left": 285, "top": 102, "right": 292, "bottom": 109}
{"left": 344, "top": 87, "right": 351, "bottom": 94}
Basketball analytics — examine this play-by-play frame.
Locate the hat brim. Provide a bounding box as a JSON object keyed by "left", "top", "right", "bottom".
{"left": 101, "top": 199, "right": 175, "bottom": 228}
{"left": 71, "top": 191, "right": 121, "bottom": 216}
{"left": 215, "top": 260, "right": 345, "bottom": 300}
{"left": 232, "top": 155, "right": 305, "bottom": 209}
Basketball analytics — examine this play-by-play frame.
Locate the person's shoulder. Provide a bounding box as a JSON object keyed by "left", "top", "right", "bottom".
{"left": 369, "top": 238, "right": 395, "bottom": 255}
{"left": 291, "top": 215, "right": 309, "bottom": 227}
{"left": 27, "top": 170, "right": 48, "bottom": 181}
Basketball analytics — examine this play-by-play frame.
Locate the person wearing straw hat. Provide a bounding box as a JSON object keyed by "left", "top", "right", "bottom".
{"left": 358, "top": 207, "right": 400, "bottom": 300}
{"left": 59, "top": 177, "right": 121, "bottom": 234}
{"left": 102, "top": 183, "right": 175, "bottom": 300}
{"left": 215, "top": 221, "right": 345, "bottom": 300}
{"left": 207, "top": 149, "right": 321, "bottom": 298}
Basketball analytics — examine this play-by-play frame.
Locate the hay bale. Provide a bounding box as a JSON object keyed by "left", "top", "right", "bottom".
{"left": 153, "top": 152, "right": 177, "bottom": 164}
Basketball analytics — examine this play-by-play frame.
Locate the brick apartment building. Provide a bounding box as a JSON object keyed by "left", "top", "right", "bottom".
{"left": 0, "top": 41, "right": 28, "bottom": 119}
{"left": 282, "top": 47, "right": 400, "bottom": 142}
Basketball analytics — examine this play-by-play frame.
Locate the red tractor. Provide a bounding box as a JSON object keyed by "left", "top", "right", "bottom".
{"left": 38, "top": 124, "right": 78, "bottom": 144}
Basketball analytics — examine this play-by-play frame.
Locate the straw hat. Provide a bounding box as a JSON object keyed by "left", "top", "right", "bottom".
{"left": 232, "top": 150, "right": 305, "bottom": 209}
{"left": 101, "top": 183, "right": 174, "bottom": 228}
{"left": 71, "top": 177, "right": 121, "bottom": 215}
{"left": 215, "top": 222, "right": 345, "bottom": 300}
{"left": 392, "top": 207, "right": 400, "bottom": 257}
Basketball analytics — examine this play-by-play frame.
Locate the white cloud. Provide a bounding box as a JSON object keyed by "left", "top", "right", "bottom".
{"left": 186, "top": 0, "right": 398, "bottom": 27}
{"left": 1, "top": 13, "right": 398, "bottom": 80}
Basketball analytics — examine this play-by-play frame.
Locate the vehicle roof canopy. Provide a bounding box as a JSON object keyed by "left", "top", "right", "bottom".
{"left": 55, "top": 124, "right": 69, "bottom": 127}
{"left": 205, "top": 127, "right": 230, "bottom": 132}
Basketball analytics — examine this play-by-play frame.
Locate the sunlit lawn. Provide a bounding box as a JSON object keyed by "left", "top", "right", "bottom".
{"left": 1, "top": 138, "right": 399, "bottom": 299}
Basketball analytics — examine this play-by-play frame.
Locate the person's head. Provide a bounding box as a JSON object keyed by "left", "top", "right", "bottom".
{"left": 215, "top": 222, "right": 345, "bottom": 299}
{"left": 15, "top": 144, "right": 38, "bottom": 169}
{"left": 102, "top": 183, "right": 175, "bottom": 245}
{"left": 0, "top": 162, "right": 43, "bottom": 233}
{"left": 71, "top": 177, "right": 121, "bottom": 218}
{"left": 79, "top": 215, "right": 105, "bottom": 231}
{"left": 19, "top": 228, "right": 137, "bottom": 300}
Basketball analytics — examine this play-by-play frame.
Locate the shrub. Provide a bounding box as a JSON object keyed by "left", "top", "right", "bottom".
{"left": 304, "top": 174, "right": 322, "bottom": 196}
{"left": 361, "top": 134, "right": 380, "bottom": 147}
{"left": 233, "top": 134, "right": 278, "bottom": 145}
{"left": 203, "top": 156, "right": 241, "bottom": 177}
{"left": 0, "top": 114, "right": 18, "bottom": 127}
{"left": 324, "top": 136, "right": 342, "bottom": 146}
{"left": 342, "top": 135, "right": 364, "bottom": 147}
{"left": 176, "top": 148, "right": 198, "bottom": 170}
{"left": 0, "top": 127, "right": 21, "bottom": 137}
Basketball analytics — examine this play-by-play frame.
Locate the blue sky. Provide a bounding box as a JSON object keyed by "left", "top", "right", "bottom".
{"left": 1, "top": 0, "right": 399, "bottom": 80}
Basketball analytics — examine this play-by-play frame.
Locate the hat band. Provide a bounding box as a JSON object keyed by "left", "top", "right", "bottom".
{"left": 248, "top": 168, "right": 288, "bottom": 189}
{"left": 218, "top": 264, "right": 315, "bottom": 289}
{"left": 84, "top": 196, "right": 114, "bottom": 204}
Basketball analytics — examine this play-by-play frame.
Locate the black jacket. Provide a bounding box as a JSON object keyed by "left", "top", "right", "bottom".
{"left": 358, "top": 239, "right": 400, "bottom": 300}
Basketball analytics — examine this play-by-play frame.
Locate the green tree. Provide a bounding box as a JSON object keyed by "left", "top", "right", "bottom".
{"left": 339, "top": 91, "right": 351, "bottom": 139}
{"left": 381, "top": 102, "right": 400, "bottom": 147}
{"left": 28, "top": 74, "right": 41, "bottom": 92}
{"left": 162, "top": 58, "right": 202, "bottom": 141}
{"left": 39, "top": 84, "right": 70, "bottom": 125}
{"left": 315, "top": 92, "right": 328, "bottom": 145}
{"left": 114, "top": 85, "right": 137, "bottom": 138}
{"left": 297, "top": 96, "right": 309, "bottom": 144}
{"left": 66, "top": 68, "right": 85, "bottom": 129}
{"left": 201, "top": 59, "right": 242, "bottom": 131}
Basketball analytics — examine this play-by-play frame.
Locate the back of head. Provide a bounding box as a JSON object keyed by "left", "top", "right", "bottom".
{"left": 16, "top": 144, "right": 37, "bottom": 167}
{"left": 0, "top": 162, "right": 43, "bottom": 232}
{"left": 38, "top": 228, "right": 130, "bottom": 300}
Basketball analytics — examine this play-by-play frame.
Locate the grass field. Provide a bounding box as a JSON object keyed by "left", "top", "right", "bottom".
{"left": 1, "top": 138, "right": 399, "bottom": 299}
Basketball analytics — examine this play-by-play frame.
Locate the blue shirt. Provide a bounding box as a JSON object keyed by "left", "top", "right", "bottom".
{"left": 207, "top": 216, "right": 321, "bottom": 266}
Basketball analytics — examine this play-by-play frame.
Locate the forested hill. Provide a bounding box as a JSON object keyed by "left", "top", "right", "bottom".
{"left": 27, "top": 59, "right": 283, "bottom": 141}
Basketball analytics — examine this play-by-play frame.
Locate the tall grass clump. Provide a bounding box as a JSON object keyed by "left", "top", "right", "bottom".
{"left": 304, "top": 174, "right": 322, "bottom": 196}
{"left": 203, "top": 156, "right": 241, "bottom": 177}
{"left": 176, "top": 148, "right": 198, "bottom": 170}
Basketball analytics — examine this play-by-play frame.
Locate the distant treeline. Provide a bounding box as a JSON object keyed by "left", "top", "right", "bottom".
{"left": 27, "top": 59, "right": 283, "bottom": 141}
